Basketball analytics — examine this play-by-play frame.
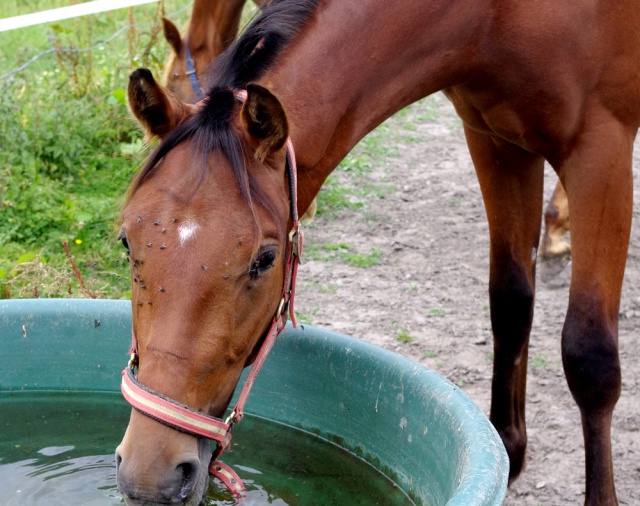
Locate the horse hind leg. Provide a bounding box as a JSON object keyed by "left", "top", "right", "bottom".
{"left": 540, "top": 180, "right": 572, "bottom": 282}
{"left": 463, "top": 125, "right": 545, "bottom": 483}
{"left": 557, "top": 121, "right": 633, "bottom": 505}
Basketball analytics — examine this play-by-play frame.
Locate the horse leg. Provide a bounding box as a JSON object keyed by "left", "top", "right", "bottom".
{"left": 539, "top": 180, "right": 572, "bottom": 282}
{"left": 557, "top": 123, "right": 633, "bottom": 505}
{"left": 541, "top": 180, "right": 570, "bottom": 258}
{"left": 463, "top": 125, "right": 544, "bottom": 483}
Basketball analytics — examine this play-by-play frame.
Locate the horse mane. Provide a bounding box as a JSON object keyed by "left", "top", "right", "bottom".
{"left": 124, "top": 0, "right": 320, "bottom": 223}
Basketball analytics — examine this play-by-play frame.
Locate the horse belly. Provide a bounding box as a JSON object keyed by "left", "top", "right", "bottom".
{"left": 443, "top": 87, "right": 575, "bottom": 158}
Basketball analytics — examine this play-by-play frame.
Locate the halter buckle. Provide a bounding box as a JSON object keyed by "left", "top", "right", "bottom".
{"left": 224, "top": 410, "right": 237, "bottom": 426}
{"left": 185, "top": 58, "right": 196, "bottom": 75}
{"left": 128, "top": 352, "right": 138, "bottom": 371}
{"left": 289, "top": 228, "right": 303, "bottom": 263}
{"left": 276, "top": 296, "right": 286, "bottom": 319}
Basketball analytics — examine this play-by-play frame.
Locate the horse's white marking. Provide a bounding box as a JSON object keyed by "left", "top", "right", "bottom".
{"left": 531, "top": 247, "right": 537, "bottom": 261}
{"left": 178, "top": 219, "right": 200, "bottom": 246}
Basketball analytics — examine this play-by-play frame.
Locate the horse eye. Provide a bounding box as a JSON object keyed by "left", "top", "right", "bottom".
{"left": 249, "top": 247, "right": 277, "bottom": 278}
{"left": 117, "top": 229, "right": 130, "bottom": 261}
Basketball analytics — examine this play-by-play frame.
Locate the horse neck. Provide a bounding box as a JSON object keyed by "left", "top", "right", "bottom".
{"left": 260, "top": 0, "right": 488, "bottom": 214}
{"left": 189, "top": 0, "right": 246, "bottom": 55}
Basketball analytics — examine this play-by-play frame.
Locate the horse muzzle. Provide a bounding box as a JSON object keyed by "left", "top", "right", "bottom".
{"left": 115, "top": 411, "right": 211, "bottom": 506}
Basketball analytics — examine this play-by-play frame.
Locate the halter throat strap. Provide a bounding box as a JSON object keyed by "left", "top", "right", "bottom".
{"left": 121, "top": 94, "right": 302, "bottom": 496}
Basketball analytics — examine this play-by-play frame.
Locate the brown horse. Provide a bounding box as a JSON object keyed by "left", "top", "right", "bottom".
{"left": 162, "top": 0, "right": 269, "bottom": 103}
{"left": 116, "top": 0, "right": 640, "bottom": 504}
{"left": 161, "top": 0, "right": 248, "bottom": 103}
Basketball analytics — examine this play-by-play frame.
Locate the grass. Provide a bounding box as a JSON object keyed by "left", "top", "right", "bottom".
{"left": 531, "top": 354, "right": 551, "bottom": 369}
{"left": 396, "top": 329, "right": 414, "bottom": 344}
{"left": 423, "top": 349, "right": 438, "bottom": 359}
{"left": 303, "top": 242, "right": 382, "bottom": 268}
{"left": 295, "top": 306, "right": 319, "bottom": 325}
{"left": 0, "top": 1, "right": 200, "bottom": 298}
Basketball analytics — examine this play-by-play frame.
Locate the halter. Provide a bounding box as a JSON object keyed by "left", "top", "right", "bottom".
{"left": 121, "top": 90, "right": 303, "bottom": 497}
{"left": 184, "top": 43, "right": 205, "bottom": 101}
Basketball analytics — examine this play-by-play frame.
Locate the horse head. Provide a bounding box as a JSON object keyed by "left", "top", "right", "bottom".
{"left": 116, "top": 68, "right": 295, "bottom": 505}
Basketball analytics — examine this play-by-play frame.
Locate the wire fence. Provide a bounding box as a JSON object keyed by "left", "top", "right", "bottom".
{"left": 0, "top": 1, "right": 193, "bottom": 81}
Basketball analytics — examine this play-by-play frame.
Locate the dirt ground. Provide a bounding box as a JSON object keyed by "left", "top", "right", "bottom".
{"left": 293, "top": 94, "right": 640, "bottom": 505}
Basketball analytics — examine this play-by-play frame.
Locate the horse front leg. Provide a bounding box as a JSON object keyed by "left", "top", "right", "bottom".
{"left": 463, "top": 125, "right": 545, "bottom": 483}
{"left": 557, "top": 121, "right": 634, "bottom": 506}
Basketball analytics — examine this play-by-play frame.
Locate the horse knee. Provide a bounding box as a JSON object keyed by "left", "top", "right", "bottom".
{"left": 562, "top": 309, "right": 621, "bottom": 413}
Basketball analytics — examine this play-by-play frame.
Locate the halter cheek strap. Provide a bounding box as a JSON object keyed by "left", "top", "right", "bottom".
{"left": 185, "top": 43, "right": 205, "bottom": 101}
{"left": 121, "top": 102, "right": 302, "bottom": 497}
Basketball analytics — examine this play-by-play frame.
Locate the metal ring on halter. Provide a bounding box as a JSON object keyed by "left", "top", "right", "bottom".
{"left": 224, "top": 410, "right": 237, "bottom": 426}
{"left": 276, "top": 297, "right": 286, "bottom": 318}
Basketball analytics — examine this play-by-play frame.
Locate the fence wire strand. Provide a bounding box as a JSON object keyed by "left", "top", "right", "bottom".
{"left": 0, "top": 2, "right": 193, "bottom": 81}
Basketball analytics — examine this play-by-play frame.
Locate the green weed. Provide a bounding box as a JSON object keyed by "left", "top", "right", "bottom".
{"left": 295, "top": 306, "right": 319, "bottom": 325}
{"left": 342, "top": 246, "right": 382, "bottom": 268}
{"left": 302, "top": 242, "right": 382, "bottom": 268}
{"left": 532, "top": 354, "right": 550, "bottom": 369}
{"left": 396, "top": 329, "right": 414, "bottom": 344}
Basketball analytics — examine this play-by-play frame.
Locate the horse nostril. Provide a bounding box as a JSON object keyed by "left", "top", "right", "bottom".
{"left": 115, "top": 447, "right": 123, "bottom": 474}
{"left": 115, "top": 446, "right": 202, "bottom": 503}
{"left": 176, "top": 460, "right": 200, "bottom": 500}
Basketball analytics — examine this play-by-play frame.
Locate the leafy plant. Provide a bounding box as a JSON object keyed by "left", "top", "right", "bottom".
{"left": 342, "top": 246, "right": 382, "bottom": 268}
{"left": 423, "top": 349, "right": 438, "bottom": 359}
{"left": 396, "top": 329, "right": 414, "bottom": 344}
{"left": 532, "top": 354, "right": 550, "bottom": 369}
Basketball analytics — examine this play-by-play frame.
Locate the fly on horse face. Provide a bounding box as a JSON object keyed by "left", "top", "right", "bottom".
{"left": 162, "top": 0, "right": 271, "bottom": 103}
{"left": 116, "top": 0, "right": 640, "bottom": 504}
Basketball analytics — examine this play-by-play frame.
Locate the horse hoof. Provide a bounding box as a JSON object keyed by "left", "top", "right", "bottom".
{"left": 539, "top": 253, "right": 571, "bottom": 287}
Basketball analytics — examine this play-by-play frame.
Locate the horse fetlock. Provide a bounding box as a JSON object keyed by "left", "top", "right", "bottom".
{"left": 493, "top": 425, "right": 527, "bottom": 484}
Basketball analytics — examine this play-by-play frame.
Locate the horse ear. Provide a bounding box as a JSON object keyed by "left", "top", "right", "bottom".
{"left": 162, "top": 17, "right": 182, "bottom": 55}
{"left": 127, "top": 68, "right": 196, "bottom": 139}
{"left": 241, "top": 84, "right": 289, "bottom": 163}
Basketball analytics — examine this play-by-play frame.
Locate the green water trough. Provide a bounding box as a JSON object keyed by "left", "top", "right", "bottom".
{"left": 0, "top": 299, "right": 508, "bottom": 505}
